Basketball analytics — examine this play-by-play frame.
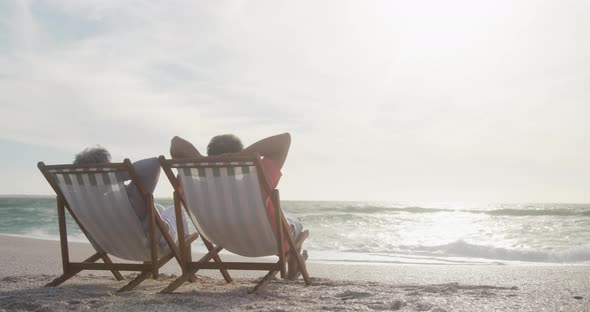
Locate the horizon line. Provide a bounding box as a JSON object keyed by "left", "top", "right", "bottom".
{"left": 2, "top": 194, "right": 590, "bottom": 205}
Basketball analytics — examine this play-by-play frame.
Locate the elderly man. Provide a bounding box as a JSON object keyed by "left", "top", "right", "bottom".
{"left": 169, "top": 132, "right": 308, "bottom": 280}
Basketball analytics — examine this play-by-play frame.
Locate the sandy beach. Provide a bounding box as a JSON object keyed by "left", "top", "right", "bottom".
{"left": 0, "top": 235, "right": 588, "bottom": 311}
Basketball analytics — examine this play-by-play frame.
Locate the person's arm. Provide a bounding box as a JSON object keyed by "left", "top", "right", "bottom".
{"left": 240, "top": 132, "right": 291, "bottom": 169}
{"left": 132, "top": 157, "right": 161, "bottom": 194}
{"left": 170, "top": 136, "right": 204, "bottom": 159}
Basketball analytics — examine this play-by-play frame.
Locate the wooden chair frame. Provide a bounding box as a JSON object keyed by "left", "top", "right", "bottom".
{"left": 158, "top": 154, "right": 311, "bottom": 293}
{"left": 38, "top": 159, "right": 198, "bottom": 292}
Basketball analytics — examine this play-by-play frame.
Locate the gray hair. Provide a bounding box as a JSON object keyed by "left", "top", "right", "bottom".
{"left": 73, "top": 146, "right": 112, "bottom": 164}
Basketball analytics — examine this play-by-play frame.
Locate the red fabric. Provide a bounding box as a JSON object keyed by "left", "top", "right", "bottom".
{"left": 260, "top": 158, "right": 290, "bottom": 253}
{"left": 262, "top": 158, "right": 282, "bottom": 190}
{"left": 261, "top": 157, "right": 281, "bottom": 226}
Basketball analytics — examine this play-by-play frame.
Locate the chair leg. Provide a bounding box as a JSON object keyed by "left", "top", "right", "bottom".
{"left": 181, "top": 245, "right": 223, "bottom": 285}
{"left": 159, "top": 267, "right": 199, "bottom": 294}
{"left": 250, "top": 270, "right": 279, "bottom": 294}
{"left": 122, "top": 237, "right": 196, "bottom": 293}
{"left": 160, "top": 244, "right": 231, "bottom": 293}
{"left": 297, "top": 254, "right": 312, "bottom": 286}
{"left": 286, "top": 230, "right": 309, "bottom": 281}
{"left": 118, "top": 270, "right": 152, "bottom": 292}
{"left": 152, "top": 267, "right": 159, "bottom": 280}
{"left": 100, "top": 254, "right": 125, "bottom": 281}
{"left": 202, "top": 239, "right": 232, "bottom": 283}
{"left": 287, "top": 251, "right": 309, "bottom": 282}
{"left": 186, "top": 239, "right": 193, "bottom": 263}
{"left": 118, "top": 249, "right": 179, "bottom": 292}
{"left": 293, "top": 248, "right": 312, "bottom": 286}
{"left": 45, "top": 269, "right": 83, "bottom": 287}
{"left": 45, "top": 252, "right": 103, "bottom": 287}
{"left": 185, "top": 239, "right": 198, "bottom": 283}
{"left": 142, "top": 261, "right": 159, "bottom": 280}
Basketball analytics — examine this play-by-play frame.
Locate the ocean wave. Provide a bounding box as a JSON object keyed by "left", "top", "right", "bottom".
{"left": 399, "top": 240, "right": 590, "bottom": 263}
{"left": 290, "top": 204, "right": 590, "bottom": 217}
{"left": 484, "top": 209, "right": 590, "bottom": 217}
{"left": 293, "top": 205, "right": 455, "bottom": 215}
{"left": 0, "top": 229, "right": 88, "bottom": 243}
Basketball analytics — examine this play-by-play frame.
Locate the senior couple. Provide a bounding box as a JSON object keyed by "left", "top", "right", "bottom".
{"left": 74, "top": 133, "right": 307, "bottom": 280}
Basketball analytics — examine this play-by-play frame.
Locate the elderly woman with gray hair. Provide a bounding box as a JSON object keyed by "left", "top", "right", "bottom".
{"left": 73, "top": 146, "right": 188, "bottom": 249}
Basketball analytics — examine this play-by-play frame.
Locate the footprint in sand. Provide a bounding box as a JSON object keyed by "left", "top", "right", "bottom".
{"left": 336, "top": 290, "right": 374, "bottom": 300}
{"left": 414, "top": 302, "right": 434, "bottom": 311}
{"left": 368, "top": 300, "right": 407, "bottom": 311}
{"left": 2, "top": 301, "right": 43, "bottom": 311}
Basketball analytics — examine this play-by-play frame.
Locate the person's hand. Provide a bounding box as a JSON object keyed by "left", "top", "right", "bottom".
{"left": 170, "top": 136, "right": 202, "bottom": 158}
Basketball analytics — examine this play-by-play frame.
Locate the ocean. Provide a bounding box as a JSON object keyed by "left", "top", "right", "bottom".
{"left": 2, "top": 197, "right": 590, "bottom": 265}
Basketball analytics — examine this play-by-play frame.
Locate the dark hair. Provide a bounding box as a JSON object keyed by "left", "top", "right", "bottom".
{"left": 74, "top": 146, "right": 111, "bottom": 164}
{"left": 207, "top": 134, "right": 243, "bottom": 156}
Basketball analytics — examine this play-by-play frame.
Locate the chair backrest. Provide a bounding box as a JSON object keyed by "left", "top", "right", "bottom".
{"left": 41, "top": 163, "right": 155, "bottom": 261}
{"left": 171, "top": 159, "right": 278, "bottom": 257}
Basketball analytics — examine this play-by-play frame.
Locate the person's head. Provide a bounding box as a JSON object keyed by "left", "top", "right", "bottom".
{"left": 207, "top": 134, "right": 243, "bottom": 156}
{"left": 73, "top": 146, "right": 111, "bottom": 164}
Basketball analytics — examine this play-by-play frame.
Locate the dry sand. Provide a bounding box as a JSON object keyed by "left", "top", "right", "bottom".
{"left": 0, "top": 235, "right": 589, "bottom": 311}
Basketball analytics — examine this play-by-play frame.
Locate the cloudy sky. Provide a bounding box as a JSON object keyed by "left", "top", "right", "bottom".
{"left": 1, "top": 0, "right": 589, "bottom": 202}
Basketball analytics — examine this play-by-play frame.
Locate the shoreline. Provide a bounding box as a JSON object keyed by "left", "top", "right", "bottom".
{"left": 1, "top": 235, "right": 590, "bottom": 311}
{"left": 2, "top": 233, "right": 590, "bottom": 267}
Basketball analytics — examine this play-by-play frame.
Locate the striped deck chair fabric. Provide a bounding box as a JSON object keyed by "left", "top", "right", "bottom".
{"left": 175, "top": 161, "right": 277, "bottom": 257}
{"left": 38, "top": 160, "right": 199, "bottom": 292}
{"left": 159, "top": 154, "right": 311, "bottom": 293}
{"left": 48, "top": 167, "right": 163, "bottom": 260}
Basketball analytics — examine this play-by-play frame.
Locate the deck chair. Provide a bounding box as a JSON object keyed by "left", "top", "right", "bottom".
{"left": 37, "top": 159, "right": 198, "bottom": 292}
{"left": 158, "top": 154, "right": 311, "bottom": 293}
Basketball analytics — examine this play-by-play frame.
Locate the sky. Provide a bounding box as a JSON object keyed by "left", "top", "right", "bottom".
{"left": 1, "top": 0, "right": 589, "bottom": 202}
